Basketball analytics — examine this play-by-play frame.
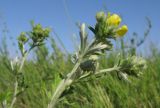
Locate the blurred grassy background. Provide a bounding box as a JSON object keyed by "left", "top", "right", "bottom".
{"left": 0, "top": 20, "right": 160, "bottom": 108}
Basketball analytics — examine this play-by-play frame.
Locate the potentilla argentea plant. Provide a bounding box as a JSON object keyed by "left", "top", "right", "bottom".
{"left": 1, "top": 12, "right": 146, "bottom": 108}
{"left": 47, "top": 11, "right": 146, "bottom": 108}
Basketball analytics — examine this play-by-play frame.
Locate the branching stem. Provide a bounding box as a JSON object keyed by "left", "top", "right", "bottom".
{"left": 48, "top": 65, "right": 119, "bottom": 108}
{"left": 9, "top": 49, "right": 31, "bottom": 108}
{"left": 48, "top": 60, "right": 81, "bottom": 108}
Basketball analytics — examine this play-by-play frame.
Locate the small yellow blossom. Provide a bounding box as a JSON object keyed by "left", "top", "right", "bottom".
{"left": 106, "top": 14, "right": 121, "bottom": 26}
{"left": 116, "top": 25, "right": 128, "bottom": 37}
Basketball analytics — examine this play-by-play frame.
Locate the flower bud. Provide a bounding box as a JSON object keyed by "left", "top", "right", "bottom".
{"left": 116, "top": 25, "right": 128, "bottom": 37}
{"left": 44, "top": 28, "right": 51, "bottom": 37}
{"left": 18, "top": 32, "right": 28, "bottom": 44}
{"left": 96, "top": 11, "right": 106, "bottom": 22}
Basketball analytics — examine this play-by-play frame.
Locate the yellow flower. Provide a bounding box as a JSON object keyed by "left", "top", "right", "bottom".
{"left": 116, "top": 25, "right": 128, "bottom": 37}
{"left": 106, "top": 14, "right": 121, "bottom": 26}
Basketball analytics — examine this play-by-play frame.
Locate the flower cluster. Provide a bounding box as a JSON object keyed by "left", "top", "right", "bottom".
{"left": 118, "top": 56, "right": 147, "bottom": 78}
{"left": 94, "top": 11, "right": 128, "bottom": 40}
{"left": 31, "top": 24, "right": 50, "bottom": 44}
{"left": 17, "top": 23, "right": 50, "bottom": 56}
{"left": 17, "top": 32, "right": 29, "bottom": 44}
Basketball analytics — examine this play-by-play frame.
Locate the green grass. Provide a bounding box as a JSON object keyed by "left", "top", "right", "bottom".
{"left": 0, "top": 38, "right": 160, "bottom": 108}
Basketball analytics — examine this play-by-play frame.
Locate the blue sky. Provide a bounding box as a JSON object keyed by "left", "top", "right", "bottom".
{"left": 0, "top": 0, "right": 160, "bottom": 55}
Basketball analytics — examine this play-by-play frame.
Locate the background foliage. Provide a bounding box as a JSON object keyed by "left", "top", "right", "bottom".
{"left": 0, "top": 19, "right": 160, "bottom": 108}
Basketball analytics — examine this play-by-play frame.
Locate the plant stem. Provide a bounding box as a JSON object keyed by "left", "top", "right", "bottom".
{"left": 10, "top": 81, "right": 18, "bottom": 108}
{"left": 48, "top": 64, "right": 119, "bottom": 108}
{"left": 18, "top": 54, "right": 27, "bottom": 72}
{"left": 95, "top": 66, "right": 120, "bottom": 76}
{"left": 78, "top": 66, "right": 120, "bottom": 80}
{"left": 48, "top": 61, "right": 81, "bottom": 108}
{"left": 1, "top": 100, "right": 7, "bottom": 108}
{"left": 47, "top": 78, "right": 72, "bottom": 108}
{"left": 10, "top": 52, "right": 29, "bottom": 108}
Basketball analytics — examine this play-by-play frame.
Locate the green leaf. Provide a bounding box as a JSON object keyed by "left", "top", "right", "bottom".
{"left": 0, "top": 91, "right": 12, "bottom": 102}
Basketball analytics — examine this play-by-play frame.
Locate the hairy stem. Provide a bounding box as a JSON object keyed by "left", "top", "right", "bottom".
{"left": 48, "top": 61, "right": 81, "bottom": 108}
{"left": 10, "top": 81, "right": 18, "bottom": 108}
{"left": 95, "top": 66, "right": 120, "bottom": 76}
{"left": 10, "top": 51, "right": 29, "bottom": 108}
{"left": 78, "top": 66, "right": 120, "bottom": 80}
{"left": 1, "top": 100, "right": 7, "bottom": 108}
